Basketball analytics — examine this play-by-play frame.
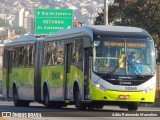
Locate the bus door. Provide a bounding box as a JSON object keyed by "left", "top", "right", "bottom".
{"left": 83, "top": 48, "right": 90, "bottom": 100}
{"left": 6, "top": 50, "right": 12, "bottom": 98}
{"left": 64, "top": 44, "right": 72, "bottom": 100}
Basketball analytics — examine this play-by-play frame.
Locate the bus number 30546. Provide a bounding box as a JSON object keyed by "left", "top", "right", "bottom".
{"left": 125, "top": 86, "right": 137, "bottom": 91}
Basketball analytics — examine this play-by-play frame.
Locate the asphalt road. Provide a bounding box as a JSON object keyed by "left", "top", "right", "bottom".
{"left": 0, "top": 101, "right": 160, "bottom": 120}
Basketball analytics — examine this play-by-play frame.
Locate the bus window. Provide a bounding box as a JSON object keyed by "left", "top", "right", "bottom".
{"left": 25, "top": 46, "right": 34, "bottom": 67}
{"left": 93, "top": 38, "right": 156, "bottom": 75}
{"left": 50, "top": 42, "right": 57, "bottom": 65}
{"left": 12, "top": 48, "right": 16, "bottom": 67}
{"left": 43, "top": 44, "right": 47, "bottom": 65}
{"left": 47, "top": 44, "right": 52, "bottom": 65}
{"left": 15, "top": 47, "right": 19, "bottom": 67}
{"left": 17, "top": 47, "right": 22, "bottom": 67}
{"left": 55, "top": 41, "right": 64, "bottom": 65}
{"left": 43, "top": 43, "right": 52, "bottom": 65}
{"left": 72, "top": 39, "right": 82, "bottom": 63}
{"left": 30, "top": 46, "right": 34, "bottom": 66}
{"left": 43, "top": 41, "right": 64, "bottom": 66}
{"left": 11, "top": 46, "right": 35, "bottom": 67}
{"left": 22, "top": 47, "right": 27, "bottom": 66}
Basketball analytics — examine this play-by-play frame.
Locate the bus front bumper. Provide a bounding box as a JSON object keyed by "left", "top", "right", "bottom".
{"left": 90, "top": 87, "right": 155, "bottom": 103}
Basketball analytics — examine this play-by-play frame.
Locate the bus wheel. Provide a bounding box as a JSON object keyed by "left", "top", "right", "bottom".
{"left": 50, "top": 102, "right": 63, "bottom": 108}
{"left": 13, "top": 87, "right": 20, "bottom": 106}
{"left": 74, "top": 87, "right": 86, "bottom": 110}
{"left": 95, "top": 105, "right": 104, "bottom": 110}
{"left": 119, "top": 104, "right": 127, "bottom": 109}
{"left": 22, "top": 101, "right": 30, "bottom": 107}
{"left": 88, "top": 105, "right": 103, "bottom": 110}
{"left": 127, "top": 102, "right": 139, "bottom": 111}
{"left": 13, "top": 87, "right": 30, "bottom": 107}
{"left": 43, "top": 86, "right": 50, "bottom": 107}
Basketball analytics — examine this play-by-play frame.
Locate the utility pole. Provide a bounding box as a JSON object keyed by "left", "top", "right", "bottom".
{"left": 104, "top": 0, "right": 108, "bottom": 25}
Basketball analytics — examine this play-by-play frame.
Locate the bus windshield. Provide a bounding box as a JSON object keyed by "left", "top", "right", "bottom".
{"left": 93, "top": 38, "right": 156, "bottom": 76}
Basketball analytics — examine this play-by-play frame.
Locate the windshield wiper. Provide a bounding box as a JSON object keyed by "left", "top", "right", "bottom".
{"left": 105, "top": 59, "right": 144, "bottom": 78}
{"left": 127, "top": 59, "right": 144, "bottom": 77}
{"left": 105, "top": 59, "right": 125, "bottom": 78}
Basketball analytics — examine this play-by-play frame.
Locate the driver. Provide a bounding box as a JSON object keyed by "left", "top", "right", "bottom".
{"left": 128, "top": 52, "right": 140, "bottom": 63}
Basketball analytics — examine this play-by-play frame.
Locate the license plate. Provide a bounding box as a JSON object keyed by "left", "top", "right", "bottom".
{"left": 119, "top": 95, "right": 130, "bottom": 99}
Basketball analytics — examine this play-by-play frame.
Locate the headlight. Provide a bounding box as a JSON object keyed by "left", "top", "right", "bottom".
{"left": 143, "top": 84, "right": 155, "bottom": 93}
{"left": 93, "top": 82, "right": 107, "bottom": 92}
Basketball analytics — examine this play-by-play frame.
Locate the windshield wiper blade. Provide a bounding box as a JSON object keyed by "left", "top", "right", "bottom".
{"left": 127, "top": 59, "right": 144, "bottom": 77}
{"left": 105, "top": 59, "right": 125, "bottom": 78}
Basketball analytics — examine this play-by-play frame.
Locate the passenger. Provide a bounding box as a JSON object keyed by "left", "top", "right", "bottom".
{"left": 119, "top": 52, "right": 126, "bottom": 68}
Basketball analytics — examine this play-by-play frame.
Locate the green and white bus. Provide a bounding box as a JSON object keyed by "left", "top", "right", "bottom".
{"left": 2, "top": 25, "right": 157, "bottom": 111}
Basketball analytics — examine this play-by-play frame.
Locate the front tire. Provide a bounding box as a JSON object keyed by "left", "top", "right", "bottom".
{"left": 74, "top": 87, "right": 86, "bottom": 110}
{"left": 88, "top": 104, "right": 104, "bottom": 110}
{"left": 127, "top": 102, "right": 139, "bottom": 111}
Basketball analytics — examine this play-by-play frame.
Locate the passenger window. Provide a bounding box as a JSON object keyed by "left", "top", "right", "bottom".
{"left": 43, "top": 41, "right": 64, "bottom": 66}
{"left": 27, "top": 46, "right": 34, "bottom": 66}
{"left": 54, "top": 41, "right": 64, "bottom": 65}
{"left": 72, "top": 39, "right": 82, "bottom": 63}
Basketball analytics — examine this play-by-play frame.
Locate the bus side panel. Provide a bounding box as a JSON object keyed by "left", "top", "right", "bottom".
{"left": 68, "top": 64, "right": 83, "bottom": 101}
{"left": 2, "top": 68, "right": 7, "bottom": 98}
{"left": 41, "top": 65, "right": 64, "bottom": 101}
{"left": 11, "top": 68, "right": 34, "bottom": 100}
{"left": 2, "top": 49, "right": 7, "bottom": 98}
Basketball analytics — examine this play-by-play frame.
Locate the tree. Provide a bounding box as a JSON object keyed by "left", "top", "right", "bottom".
{"left": 0, "top": 18, "right": 11, "bottom": 28}
{"left": 0, "top": 18, "right": 11, "bottom": 40}
{"left": 94, "top": 0, "right": 160, "bottom": 56}
{"left": 0, "top": 18, "right": 27, "bottom": 36}
{"left": 0, "top": 31, "right": 8, "bottom": 40}
{"left": 12, "top": 27, "right": 27, "bottom": 35}
{"left": 94, "top": 12, "right": 104, "bottom": 25}
{"left": 94, "top": 3, "right": 124, "bottom": 25}
{"left": 112, "top": 0, "right": 160, "bottom": 36}
{"left": 95, "top": 0, "right": 160, "bottom": 36}
{"left": 111, "top": 0, "right": 160, "bottom": 59}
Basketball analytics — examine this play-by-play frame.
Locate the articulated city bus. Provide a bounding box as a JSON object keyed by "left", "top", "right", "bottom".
{"left": 2, "top": 25, "right": 156, "bottom": 111}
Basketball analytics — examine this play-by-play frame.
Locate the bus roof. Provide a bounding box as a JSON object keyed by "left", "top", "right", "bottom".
{"left": 15, "top": 34, "right": 47, "bottom": 41}
{"left": 4, "top": 34, "right": 47, "bottom": 47}
{"left": 4, "top": 25, "right": 153, "bottom": 47}
{"left": 46, "top": 25, "right": 152, "bottom": 41}
{"left": 90, "top": 25, "right": 152, "bottom": 39}
{"left": 46, "top": 25, "right": 93, "bottom": 40}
